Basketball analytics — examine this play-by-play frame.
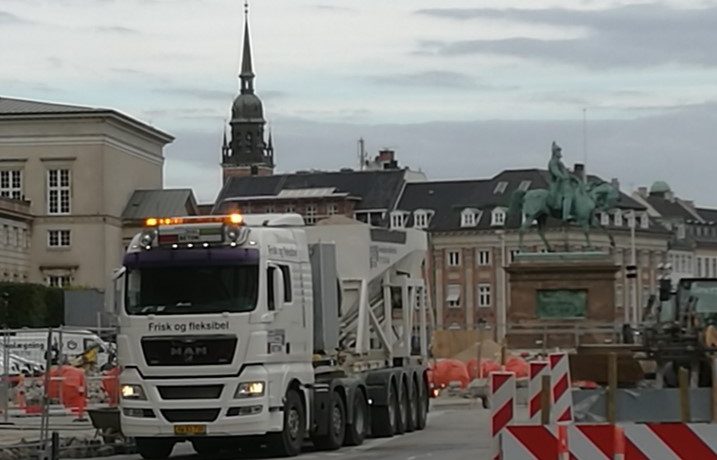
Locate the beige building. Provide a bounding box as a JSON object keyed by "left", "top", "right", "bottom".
{"left": 0, "top": 197, "right": 33, "bottom": 282}
{"left": 394, "top": 169, "right": 671, "bottom": 340}
{"left": 0, "top": 96, "right": 173, "bottom": 290}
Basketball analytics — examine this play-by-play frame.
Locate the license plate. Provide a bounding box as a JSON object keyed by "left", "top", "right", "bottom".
{"left": 173, "top": 424, "right": 206, "bottom": 436}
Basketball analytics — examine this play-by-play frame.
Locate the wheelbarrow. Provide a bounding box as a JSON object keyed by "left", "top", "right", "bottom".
{"left": 87, "top": 407, "right": 122, "bottom": 444}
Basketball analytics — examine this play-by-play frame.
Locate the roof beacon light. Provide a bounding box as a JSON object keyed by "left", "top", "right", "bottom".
{"left": 144, "top": 214, "right": 244, "bottom": 227}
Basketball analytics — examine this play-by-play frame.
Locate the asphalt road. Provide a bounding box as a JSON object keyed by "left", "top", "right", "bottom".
{"left": 82, "top": 402, "right": 492, "bottom": 460}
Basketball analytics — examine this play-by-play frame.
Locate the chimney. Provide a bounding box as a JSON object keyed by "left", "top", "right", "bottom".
{"left": 610, "top": 178, "right": 620, "bottom": 191}
{"left": 377, "top": 149, "right": 395, "bottom": 163}
{"left": 637, "top": 186, "right": 648, "bottom": 198}
{"left": 573, "top": 163, "right": 585, "bottom": 181}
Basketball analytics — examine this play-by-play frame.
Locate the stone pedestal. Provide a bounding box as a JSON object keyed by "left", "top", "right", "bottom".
{"left": 505, "top": 252, "right": 620, "bottom": 349}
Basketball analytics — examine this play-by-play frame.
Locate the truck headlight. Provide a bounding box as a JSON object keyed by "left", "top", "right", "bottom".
{"left": 121, "top": 384, "right": 146, "bottom": 401}
{"left": 234, "top": 381, "right": 265, "bottom": 398}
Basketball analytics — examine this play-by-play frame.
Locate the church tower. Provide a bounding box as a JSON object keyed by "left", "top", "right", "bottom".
{"left": 221, "top": 2, "right": 274, "bottom": 182}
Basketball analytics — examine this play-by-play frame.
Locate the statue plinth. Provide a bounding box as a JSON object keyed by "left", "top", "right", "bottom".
{"left": 505, "top": 251, "right": 620, "bottom": 349}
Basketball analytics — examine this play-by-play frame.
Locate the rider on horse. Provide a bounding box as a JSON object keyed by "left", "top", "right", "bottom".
{"left": 548, "top": 142, "right": 579, "bottom": 221}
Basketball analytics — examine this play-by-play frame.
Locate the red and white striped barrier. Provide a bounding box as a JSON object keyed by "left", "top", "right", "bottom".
{"left": 501, "top": 423, "right": 717, "bottom": 460}
{"left": 549, "top": 352, "right": 573, "bottom": 423}
{"left": 528, "top": 361, "right": 550, "bottom": 424}
{"left": 490, "top": 371, "right": 516, "bottom": 460}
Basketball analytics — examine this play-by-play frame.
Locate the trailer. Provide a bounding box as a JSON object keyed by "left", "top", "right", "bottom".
{"left": 115, "top": 213, "right": 432, "bottom": 458}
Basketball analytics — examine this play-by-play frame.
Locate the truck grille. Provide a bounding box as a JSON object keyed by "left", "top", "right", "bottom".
{"left": 141, "top": 335, "right": 237, "bottom": 366}
{"left": 161, "top": 409, "right": 220, "bottom": 422}
{"left": 157, "top": 385, "right": 223, "bottom": 400}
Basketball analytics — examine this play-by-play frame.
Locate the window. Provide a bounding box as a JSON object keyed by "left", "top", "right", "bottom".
{"left": 414, "top": 210, "right": 429, "bottom": 229}
{"left": 477, "top": 250, "right": 491, "bottom": 266}
{"left": 327, "top": 203, "right": 338, "bottom": 216}
{"left": 265, "top": 205, "right": 275, "bottom": 213}
{"left": 491, "top": 208, "right": 506, "bottom": 226}
{"left": 509, "top": 249, "right": 520, "bottom": 263}
{"left": 48, "top": 230, "right": 71, "bottom": 248}
{"left": 698, "top": 257, "right": 703, "bottom": 277}
{"left": 7, "top": 227, "right": 17, "bottom": 247}
{"left": 518, "top": 180, "right": 531, "bottom": 192}
{"left": 446, "top": 284, "right": 461, "bottom": 308}
{"left": 615, "top": 284, "right": 624, "bottom": 307}
{"left": 285, "top": 205, "right": 295, "bottom": 213}
{"left": 305, "top": 204, "right": 317, "bottom": 224}
{"left": 48, "top": 275, "right": 71, "bottom": 288}
{"left": 0, "top": 170, "right": 22, "bottom": 199}
{"left": 640, "top": 212, "right": 649, "bottom": 229}
{"left": 47, "top": 169, "right": 71, "bottom": 214}
{"left": 614, "top": 209, "right": 623, "bottom": 227}
{"left": 461, "top": 209, "right": 480, "bottom": 228}
{"left": 493, "top": 181, "right": 508, "bottom": 194}
{"left": 390, "top": 211, "right": 405, "bottom": 229}
{"left": 279, "top": 264, "right": 292, "bottom": 303}
{"left": 477, "top": 284, "right": 492, "bottom": 307}
{"left": 447, "top": 250, "right": 461, "bottom": 267}
{"left": 600, "top": 212, "right": 610, "bottom": 226}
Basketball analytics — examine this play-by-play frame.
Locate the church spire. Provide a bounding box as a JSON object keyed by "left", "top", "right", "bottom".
{"left": 240, "top": 1, "right": 255, "bottom": 94}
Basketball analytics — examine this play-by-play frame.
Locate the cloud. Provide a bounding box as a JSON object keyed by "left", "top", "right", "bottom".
{"left": 366, "top": 71, "right": 479, "bottom": 89}
{"left": 0, "top": 10, "right": 30, "bottom": 24}
{"left": 416, "top": 4, "right": 717, "bottom": 68}
{"left": 313, "top": 4, "right": 355, "bottom": 12}
{"left": 154, "top": 86, "right": 231, "bottom": 101}
{"left": 94, "top": 25, "right": 140, "bottom": 34}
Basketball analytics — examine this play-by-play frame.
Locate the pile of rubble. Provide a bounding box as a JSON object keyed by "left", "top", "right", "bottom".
{"left": 0, "top": 437, "right": 135, "bottom": 460}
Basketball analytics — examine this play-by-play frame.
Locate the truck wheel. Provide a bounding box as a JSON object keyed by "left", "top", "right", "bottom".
{"left": 313, "top": 391, "right": 346, "bottom": 450}
{"left": 371, "top": 383, "right": 398, "bottom": 437}
{"left": 268, "top": 389, "right": 305, "bottom": 457}
{"left": 415, "top": 378, "right": 428, "bottom": 430}
{"left": 136, "top": 438, "right": 175, "bottom": 460}
{"left": 344, "top": 392, "right": 368, "bottom": 446}
{"left": 394, "top": 381, "right": 409, "bottom": 435}
{"left": 406, "top": 381, "right": 418, "bottom": 432}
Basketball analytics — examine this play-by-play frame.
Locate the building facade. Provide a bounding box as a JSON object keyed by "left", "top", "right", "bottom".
{"left": 0, "top": 96, "right": 173, "bottom": 290}
{"left": 0, "top": 197, "right": 32, "bottom": 282}
{"left": 395, "top": 169, "right": 670, "bottom": 338}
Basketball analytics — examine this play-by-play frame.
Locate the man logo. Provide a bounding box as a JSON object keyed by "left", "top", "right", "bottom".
{"left": 170, "top": 345, "right": 208, "bottom": 363}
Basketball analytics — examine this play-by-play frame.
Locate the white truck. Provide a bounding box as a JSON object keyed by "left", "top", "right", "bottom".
{"left": 116, "top": 213, "right": 431, "bottom": 458}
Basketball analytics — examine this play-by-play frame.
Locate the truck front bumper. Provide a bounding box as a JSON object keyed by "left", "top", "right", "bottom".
{"left": 119, "top": 367, "right": 283, "bottom": 438}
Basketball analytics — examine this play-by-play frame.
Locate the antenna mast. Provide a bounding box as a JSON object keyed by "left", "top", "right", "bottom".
{"left": 358, "top": 138, "right": 366, "bottom": 171}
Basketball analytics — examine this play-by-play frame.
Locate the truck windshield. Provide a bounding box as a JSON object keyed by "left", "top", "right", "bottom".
{"left": 125, "top": 265, "right": 259, "bottom": 315}
{"left": 681, "top": 280, "right": 717, "bottom": 313}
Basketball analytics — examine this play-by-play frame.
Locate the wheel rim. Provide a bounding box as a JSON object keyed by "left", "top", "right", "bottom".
{"left": 288, "top": 407, "right": 301, "bottom": 440}
{"left": 331, "top": 404, "right": 342, "bottom": 435}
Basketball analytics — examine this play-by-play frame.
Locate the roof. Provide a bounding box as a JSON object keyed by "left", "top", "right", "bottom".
{"left": 645, "top": 196, "right": 695, "bottom": 220}
{"left": 122, "top": 189, "right": 198, "bottom": 220}
{"left": 214, "top": 169, "right": 408, "bottom": 213}
{"left": 697, "top": 208, "right": 717, "bottom": 224}
{"left": 0, "top": 96, "right": 173, "bottom": 143}
{"left": 397, "top": 168, "right": 648, "bottom": 232}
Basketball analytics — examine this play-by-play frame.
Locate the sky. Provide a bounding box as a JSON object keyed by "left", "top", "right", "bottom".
{"left": 2, "top": 0, "right": 717, "bottom": 206}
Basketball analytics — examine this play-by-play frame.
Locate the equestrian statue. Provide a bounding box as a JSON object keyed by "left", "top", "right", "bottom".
{"left": 508, "top": 142, "right": 619, "bottom": 252}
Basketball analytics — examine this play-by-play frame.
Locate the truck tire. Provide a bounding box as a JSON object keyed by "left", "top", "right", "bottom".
{"left": 415, "top": 378, "right": 428, "bottom": 430}
{"left": 371, "top": 383, "right": 398, "bottom": 437}
{"left": 312, "top": 391, "right": 346, "bottom": 450}
{"left": 136, "top": 438, "right": 175, "bottom": 460}
{"left": 395, "top": 381, "right": 409, "bottom": 435}
{"left": 268, "top": 389, "right": 305, "bottom": 457}
{"left": 406, "top": 380, "right": 418, "bottom": 432}
{"left": 344, "top": 391, "right": 368, "bottom": 446}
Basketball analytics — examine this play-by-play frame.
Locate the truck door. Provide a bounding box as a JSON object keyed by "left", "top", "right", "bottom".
{"left": 267, "top": 263, "right": 307, "bottom": 356}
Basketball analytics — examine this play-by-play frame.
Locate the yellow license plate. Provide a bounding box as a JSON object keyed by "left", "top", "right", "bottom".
{"left": 173, "top": 424, "right": 206, "bottom": 436}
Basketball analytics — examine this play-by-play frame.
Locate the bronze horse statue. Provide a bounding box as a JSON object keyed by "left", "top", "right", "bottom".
{"left": 508, "top": 178, "right": 619, "bottom": 251}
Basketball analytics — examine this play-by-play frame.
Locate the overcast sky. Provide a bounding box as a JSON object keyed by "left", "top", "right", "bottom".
{"left": 2, "top": 0, "right": 716, "bottom": 206}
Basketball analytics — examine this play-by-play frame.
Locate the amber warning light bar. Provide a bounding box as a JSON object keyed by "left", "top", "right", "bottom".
{"left": 145, "top": 214, "right": 243, "bottom": 227}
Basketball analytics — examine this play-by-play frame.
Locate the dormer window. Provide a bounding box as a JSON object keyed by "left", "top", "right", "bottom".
{"left": 414, "top": 209, "right": 431, "bottom": 229}
{"left": 614, "top": 209, "right": 623, "bottom": 227}
{"left": 494, "top": 181, "right": 508, "bottom": 195}
{"left": 600, "top": 212, "right": 610, "bottom": 226}
{"left": 640, "top": 212, "right": 649, "bottom": 229}
{"left": 390, "top": 211, "right": 406, "bottom": 229}
{"left": 461, "top": 208, "right": 481, "bottom": 228}
{"left": 518, "top": 180, "right": 531, "bottom": 192}
{"left": 491, "top": 207, "right": 506, "bottom": 226}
